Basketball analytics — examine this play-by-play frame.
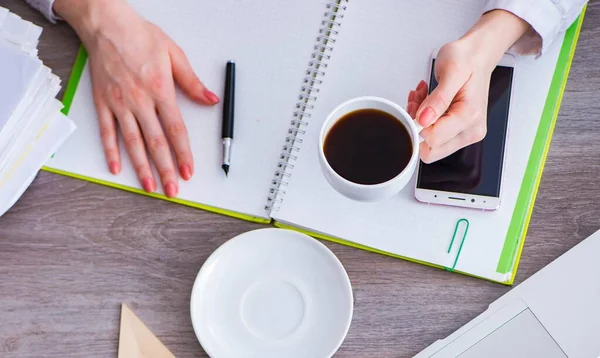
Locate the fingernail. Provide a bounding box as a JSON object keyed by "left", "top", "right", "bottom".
{"left": 109, "top": 161, "right": 121, "bottom": 175}
{"left": 420, "top": 107, "right": 436, "bottom": 126}
{"left": 203, "top": 89, "right": 220, "bottom": 104}
{"left": 417, "top": 80, "right": 427, "bottom": 91}
{"left": 180, "top": 165, "right": 192, "bottom": 181}
{"left": 142, "top": 178, "right": 155, "bottom": 193}
{"left": 165, "top": 181, "right": 178, "bottom": 198}
{"left": 408, "top": 91, "right": 415, "bottom": 101}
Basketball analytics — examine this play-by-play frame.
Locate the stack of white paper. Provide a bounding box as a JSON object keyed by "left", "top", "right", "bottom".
{"left": 0, "top": 6, "right": 76, "bottom": 216}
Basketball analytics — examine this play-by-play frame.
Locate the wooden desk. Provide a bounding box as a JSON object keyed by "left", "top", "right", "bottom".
{"left": 1, "top": 1, "right": 599, "bottom": 356}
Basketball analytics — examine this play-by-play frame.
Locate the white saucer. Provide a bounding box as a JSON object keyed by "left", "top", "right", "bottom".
{"left": 190, "top": 228, "right": 353, "bottom": 358}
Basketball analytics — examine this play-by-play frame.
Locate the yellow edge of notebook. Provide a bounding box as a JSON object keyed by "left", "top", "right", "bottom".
{"left": 506, "top": 7, "right": 586, "bottom": 285}
{"left": 274, "top": 222, "right": 492, "bottom": 282}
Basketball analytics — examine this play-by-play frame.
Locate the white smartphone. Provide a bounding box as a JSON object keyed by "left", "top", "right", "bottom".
{"left": 414, "top": 50, "right": 516, "bottom": 211}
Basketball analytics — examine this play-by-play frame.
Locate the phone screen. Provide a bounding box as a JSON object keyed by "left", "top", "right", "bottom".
{"left": 416, "top": 60, "right": 513, "bottom": 198}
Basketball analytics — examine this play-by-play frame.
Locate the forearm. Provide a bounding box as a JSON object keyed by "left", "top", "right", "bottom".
{"left": 457, "top": 10, "right": 529, "bottom": 71}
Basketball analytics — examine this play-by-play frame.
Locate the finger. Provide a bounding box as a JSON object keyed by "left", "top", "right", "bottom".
{"left": 156, "top": 95, "right": 194, "bottom": 181}
{"left": 408, "top": 90, "right": 415, "bottom": 103}
{"left": 415, "top": 80, "right": 428, "bottom": 103}
{"left": 407, "top": 102, "right": 416, "bottom": 119}
{"left": 168, "top": 41, "right": 219, "bottom": 105}
{"left": 416, "top": 79, "right": 427, "bottom": 93}
{"left": 419, "top": 102, "right": 479, "bottom": 148}
{"left": 133, "top": 104, "right": 179, "bottom": 198}
{"left": 416, "top": 68, "right": 469, "bottom": 128}
{"left": 420, "top": 124, "right": 487, "bottom": 163}
{"left": 116, "top": 111, "right": 156, "bottom": 193}
{"left": 96, "top": 101, "right": 121, "bottom": 175}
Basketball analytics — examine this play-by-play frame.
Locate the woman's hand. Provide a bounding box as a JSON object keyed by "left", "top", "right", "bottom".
{"left": 407, "top": 41, "right": 493, "bottom": 164}
{"left": 407, "top": 10, "right": 529, "bottom": 163}
{"left": 54, "top": 0, "right": 219, "bottom": 197}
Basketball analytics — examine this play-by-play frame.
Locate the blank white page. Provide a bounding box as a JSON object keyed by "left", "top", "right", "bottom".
{"left": 273, "top": 0, "right": 564, "bottom": 281}
{"left": 0, "top": 111, "right": 75, "bottom": 217}
{"left": 0, "top": 10, "right": 42, "bottom": 53}
{"left": 46, "top": 0, "right": 331, "bottom": 219}
{"left": 0, "top": 39, "right": 41, "bottom": 132}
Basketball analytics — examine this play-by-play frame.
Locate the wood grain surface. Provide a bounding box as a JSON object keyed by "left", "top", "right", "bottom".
{"left": 1, "top": 1, "right": 599, "bottom": 357}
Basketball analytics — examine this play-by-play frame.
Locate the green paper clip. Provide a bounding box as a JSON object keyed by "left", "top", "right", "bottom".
{"left": 445, "top": 218, "right": 470, "bottom": 272}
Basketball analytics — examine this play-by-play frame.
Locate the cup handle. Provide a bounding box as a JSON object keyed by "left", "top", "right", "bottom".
{"left": 414, "top": 121, "right": 425, "bottom": 143}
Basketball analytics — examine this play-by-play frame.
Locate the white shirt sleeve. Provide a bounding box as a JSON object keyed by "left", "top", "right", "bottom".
{"left": 484, "top": 0, "right": 587, "bottom": 56}
{"left": 24, "top": 0, "right": 61, "bottom": 23}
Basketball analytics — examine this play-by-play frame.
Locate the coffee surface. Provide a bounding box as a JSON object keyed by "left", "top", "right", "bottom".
{"left": 324, "top": 109, "right": 413, "bottom": 185}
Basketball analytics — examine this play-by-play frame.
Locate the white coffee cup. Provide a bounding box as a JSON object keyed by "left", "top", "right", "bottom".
{"left": 318, "top": 96, "right": 424, "bottom": 202}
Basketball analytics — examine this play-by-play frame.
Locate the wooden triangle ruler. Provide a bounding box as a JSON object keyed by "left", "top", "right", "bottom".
{"left": 118, "top": 303, "right": 176, "bottom": 358}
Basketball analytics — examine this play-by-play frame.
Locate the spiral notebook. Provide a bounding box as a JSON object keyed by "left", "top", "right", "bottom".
{"left": 45, "top": 0, "right": 585, "bottom": 283}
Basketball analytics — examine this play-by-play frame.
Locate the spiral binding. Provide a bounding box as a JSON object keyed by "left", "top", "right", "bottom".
{"left": 265, "top": 0, "right": 348, "bottom": 212}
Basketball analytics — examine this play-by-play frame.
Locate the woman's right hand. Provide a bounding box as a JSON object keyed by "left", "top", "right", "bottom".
{"left": 407, "top": 40, "right": 494, "bottom": 164}
{"left": 54, "top": 0, "right": 219, "bottom": 198}
{"left": 407, "top": 9, "right": 530, "bottom": 164}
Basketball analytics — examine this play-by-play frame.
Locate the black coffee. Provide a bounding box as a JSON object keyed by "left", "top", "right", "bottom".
{"left": 324, "top": 109, "right": 413, "bottom": 185}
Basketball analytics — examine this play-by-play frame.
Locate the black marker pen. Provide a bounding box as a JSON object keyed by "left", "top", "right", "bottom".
{"left": 222, "top": 61, "right": 235, "bottom": 176}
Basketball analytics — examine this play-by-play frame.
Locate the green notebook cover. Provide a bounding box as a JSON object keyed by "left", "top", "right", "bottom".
{"left": 44, "top": 8, "right": 586, "bottom": 283}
